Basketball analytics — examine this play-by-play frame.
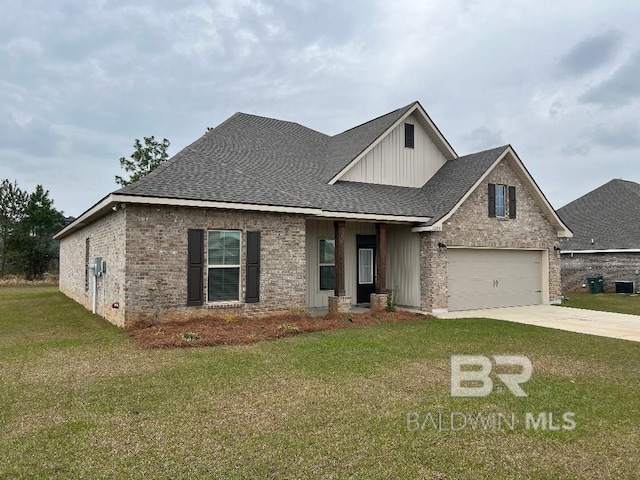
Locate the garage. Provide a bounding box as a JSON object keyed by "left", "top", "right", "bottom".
{"left": 447, "top": 248, "right": 543, "bottom": 311}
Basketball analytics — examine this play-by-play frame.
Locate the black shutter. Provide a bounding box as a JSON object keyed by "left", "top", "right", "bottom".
{"left": 404, "top": 123, "right": 415, "bottom": 148}
{"left": 245, "top": 231, "right": 260, "bottom": 303}
{"left": 187, "top": 229, "right": 204, "bottom": 306}
{"left": 508, "top": 186, "right": 517, "bottom": 219}
{"left": 488, "top": 183, "right": 496, "bottom": 217}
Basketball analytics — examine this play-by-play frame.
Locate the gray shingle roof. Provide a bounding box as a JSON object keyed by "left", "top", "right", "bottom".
{"left": 116, "top": 104, "right": 506, "bottom": 219}
{"left": 557, "top": 179, "right": 640, "bottom": 250}
{"left": 420, "top": 146, "right": 508, "bottom": 225}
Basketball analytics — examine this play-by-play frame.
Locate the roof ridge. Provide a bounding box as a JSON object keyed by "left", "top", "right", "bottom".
{"left": 233, "top": 112, "right": 328, "bottom": 137}
{"left": 333, "top": 101, "right": 416, "bottom": 137}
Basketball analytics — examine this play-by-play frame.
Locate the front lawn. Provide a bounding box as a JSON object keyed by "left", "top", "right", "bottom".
{"left": 1, "top": 287, "right": 639, "bottom": 479}
{"left": 561, "top": 290, "right": 640, "bottom": 315}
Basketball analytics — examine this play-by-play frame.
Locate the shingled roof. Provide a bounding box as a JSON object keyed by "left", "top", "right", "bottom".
{"left": 557, "top": 179, "right": 640, "bottom": 250}
{"left": 59, "top": 101, "right": 566, "bottom": 240}
{"left": 116, "top": 102, "right": 505, "bottom": 219}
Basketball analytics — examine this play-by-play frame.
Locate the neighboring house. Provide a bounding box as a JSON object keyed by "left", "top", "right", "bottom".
{"left": 55, "top": 101, "right": 571, "bottom": 327}
{"left": 557, "top": 179, "right": 640, "bottom": 293}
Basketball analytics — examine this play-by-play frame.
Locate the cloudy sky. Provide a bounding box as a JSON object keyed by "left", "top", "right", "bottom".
{"left": 2, "top": 0, "right": 639, "bottom": 217}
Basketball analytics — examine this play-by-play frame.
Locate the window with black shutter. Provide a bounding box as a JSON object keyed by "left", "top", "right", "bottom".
{"left": 187, "top": 229, "right": 204, "bottom": 306}
{"left": 508, "top": 186, "right": 517, "bottom": 218}
{"left": 246, "top": 231, "right": 260, "bottom": 303}
{"left": 404, "top": 123, "right": 415, "bottom": 148}
{"left": 488, "top": 183, "right": 496, "bottom": 217}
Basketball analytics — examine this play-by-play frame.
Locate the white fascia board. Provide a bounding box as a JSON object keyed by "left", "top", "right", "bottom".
{"left": 55, "top": 193, "right": 429, "bottom": 239}
{"left": 53, "top": 194, "right": 116, "bottom": 239}
{"left": 504, "top": 147, "right": 573, "bottom": 238}
{"left": 411, "top": 146, "right": 574, "bottom": 238}
{"left": 54, "top": 194, "right": 323, "bottom": 240}
{"left": 411, "top": 149, "right": 509, "bottom": 233}
{"left": 413, "top": 102, "right": 457, "bottom": 160}
{"left": 561, "top": 249, "right": 640, "bottom": 254}
{"left": 110, "top": 194, "right": 321, "bottom": 215}
{"left": 315, "top": 210, "right": 430, "bottom": 223}
{"left": 328, "top": 103, "right": 457, "bottom": 185}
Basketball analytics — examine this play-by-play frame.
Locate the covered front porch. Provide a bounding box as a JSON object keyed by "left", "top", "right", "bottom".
{"left": 305, "top": 219, "right": 422, "bottom": 313}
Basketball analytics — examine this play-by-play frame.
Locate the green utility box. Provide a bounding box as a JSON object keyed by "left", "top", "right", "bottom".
{"left": 587, "top": 276, "right": 604, "bottom": 294}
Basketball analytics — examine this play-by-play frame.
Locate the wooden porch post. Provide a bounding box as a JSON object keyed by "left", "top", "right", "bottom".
{"left": 375, "top": 223, "right": 387, "bottom": 294}
{"left": 334, "top": 221, "right": 346, "bottom": 297}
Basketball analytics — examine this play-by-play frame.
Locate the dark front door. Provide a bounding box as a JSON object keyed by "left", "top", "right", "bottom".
{"left": 356, "top": 235, "right": 376, "bottom": 304}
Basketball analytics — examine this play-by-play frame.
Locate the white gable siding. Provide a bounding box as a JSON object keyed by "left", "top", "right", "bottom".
{"left": 340, "top": 113, "right": 447, "bottom": 187}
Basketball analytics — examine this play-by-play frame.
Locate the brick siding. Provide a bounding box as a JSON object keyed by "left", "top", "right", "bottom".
{"left": 59, "top": 205, "right": 307, "bottom": 327}
{"left": 561, "top": 252, "right": 640, "bottom": 292}
{"left": 420, "top": 154, "right": 563, "bottom": 311}
{"left": 58, "top": 209, "right": 126, "bottom": 326}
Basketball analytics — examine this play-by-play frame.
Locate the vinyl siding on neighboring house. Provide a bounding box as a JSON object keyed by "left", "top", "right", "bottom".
{"left": 339, "top": 113, "right": 447, "bottom": 187}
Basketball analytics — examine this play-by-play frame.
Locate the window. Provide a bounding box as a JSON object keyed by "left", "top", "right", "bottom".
{"left": 495, "top": 184, "right": 506, "bottom": 217}
{"left": 207, "top": 230, "right": 241, "bottom": 302}
{"left": 358, "top": 248, "right": 374, "bottom": 284}
{"left": 319, "top": 239, "right": 335, "bottom": 291}
{"left": 489, "top": 183, "right": 516, "bottom": 218}
{"left": 404, "top": 123, "right": 415, "bottom": 148}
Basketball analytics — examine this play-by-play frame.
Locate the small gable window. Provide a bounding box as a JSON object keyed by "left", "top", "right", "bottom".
{"left": 495, "top": 184, "right": 506, "bottom": 217}
{"left": 404, "top": 123, "right": 415, "bottom": 149}
{"left": 488, "top": 183, "right": 517, "bottom": 218}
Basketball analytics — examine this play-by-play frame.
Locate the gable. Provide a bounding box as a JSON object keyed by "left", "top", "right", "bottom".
{"left": 337, "top": 112, "right": 448, "bottom": 188}
{"left": 413, "top": 147, "right": 572, "bottom": 238}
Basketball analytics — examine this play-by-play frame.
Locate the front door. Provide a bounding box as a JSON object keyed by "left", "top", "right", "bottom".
{"left": 356, "top": 235, "right": 376, "bottom": 304}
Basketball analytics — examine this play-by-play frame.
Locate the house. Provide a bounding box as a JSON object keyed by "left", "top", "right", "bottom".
{"left": 55, "top": 101, "right": 572, "bottom": 327}
{"left": 557, "top": 179, "right": 640, "bottom": 293}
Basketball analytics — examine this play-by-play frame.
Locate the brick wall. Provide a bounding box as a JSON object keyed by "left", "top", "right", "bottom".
{"left": 420, "top": 154, "right": 563, "bottom": 311}
{"left": 58, "top": 209, "right": 126, "bottom": 326}
{"left": 561, "top": 252, "right": 640, "bottom": 292}
{"left": 124, "top": 205, "right": 306, "bottom": 326}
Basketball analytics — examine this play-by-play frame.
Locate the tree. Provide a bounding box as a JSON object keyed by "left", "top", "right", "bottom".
{"left": 115, "top": 136, "right": 170, "bottom": 186}
{"left": 5, "top": 184, "right": 65, "bottom": 279}
{"left": 0, "top": 179, "right": 28, "bottom": 275}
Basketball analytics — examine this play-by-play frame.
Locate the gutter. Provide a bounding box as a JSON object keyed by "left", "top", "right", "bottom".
{"left": 561, "top": 249, "right": 640, "bottom": 254}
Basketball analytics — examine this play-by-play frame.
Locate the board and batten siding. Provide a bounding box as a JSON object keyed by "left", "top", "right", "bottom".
{"left": 306, "top": 220, "right": 421, "bottom": 308}
{"left": 339, "top": 113, "right": 447, "bottom": 188}
{"left": 386, "top": 225, "right": 421, "bottom": 307}
{"left": 306, "top": 219, "right": 376, "bottom": 308}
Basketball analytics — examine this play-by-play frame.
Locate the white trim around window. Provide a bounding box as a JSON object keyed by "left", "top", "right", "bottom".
{"left": 207, "top": 230, "right": 242, "bottom": 303}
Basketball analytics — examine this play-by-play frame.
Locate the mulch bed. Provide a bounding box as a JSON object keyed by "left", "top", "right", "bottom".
{"left": 128, "top": 310, "right": 432, "bottom": 349}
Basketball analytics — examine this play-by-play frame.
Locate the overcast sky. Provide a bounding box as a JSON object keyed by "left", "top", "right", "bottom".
{"left": 2, "top": 0, "right": 639, "bottom": 217}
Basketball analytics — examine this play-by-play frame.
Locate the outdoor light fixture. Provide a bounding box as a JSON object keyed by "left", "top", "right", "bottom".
{"left": 438, "top": 242, "right": 447, "bottom": 251}
{"left": 553, "top": 245, "right": 561, "bottom": 252}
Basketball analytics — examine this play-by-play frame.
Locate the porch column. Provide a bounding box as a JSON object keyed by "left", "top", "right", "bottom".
{"left": 375, "top": 223, "right": 387, "bottom": 294}
{"left": 334, "top": 220, "right": 346, "bottom": 297}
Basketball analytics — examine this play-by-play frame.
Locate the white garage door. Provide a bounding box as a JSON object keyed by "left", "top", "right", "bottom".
{"left": 447, "top": 249, "right": 543, "bottom": 311}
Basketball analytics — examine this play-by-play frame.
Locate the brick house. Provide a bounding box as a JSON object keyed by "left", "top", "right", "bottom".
{"left": 558, "top": 179, "right": 640, "bottom": 293}
{"left": 55, "top": 101, "right": 572, "bottom": 327}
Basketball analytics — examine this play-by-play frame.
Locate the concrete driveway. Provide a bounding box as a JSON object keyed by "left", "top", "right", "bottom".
{"left": 436, "top": 305, "right": 640, "bottom": 342}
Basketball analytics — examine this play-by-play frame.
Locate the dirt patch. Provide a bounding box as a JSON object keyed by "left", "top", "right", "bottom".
{"left": 128, "top": 310, "right": 432, "bottom": 349}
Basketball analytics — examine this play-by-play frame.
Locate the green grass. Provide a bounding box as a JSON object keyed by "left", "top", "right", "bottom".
{"left": 1, "top": 287, "right": 639, "bottom": 479}
{"left": 561, "top": 290, "right": 640, "bottom": 315}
